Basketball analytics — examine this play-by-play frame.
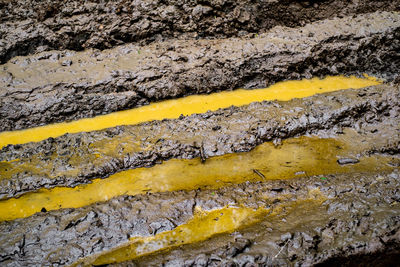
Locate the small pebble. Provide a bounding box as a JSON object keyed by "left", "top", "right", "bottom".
{"left": 337, "top": 158, "right": 360, "bottom": 165}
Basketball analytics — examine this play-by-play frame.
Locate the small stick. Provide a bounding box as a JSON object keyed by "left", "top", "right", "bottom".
{"left": 274, "top": 240, "right": 289, "bottom": 259}
{"left": 200, "top": 143, "right": 206, "bottom": 163}
{"left": 253, "top": 169, "right": 266, "bottom": 179}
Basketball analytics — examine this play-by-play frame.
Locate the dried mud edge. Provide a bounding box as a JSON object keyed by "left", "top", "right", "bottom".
{"left": 1, "top": 11, "right": 400, "bottom": 131}
{"left": 1, "top": 84, "right": 399, "bottom": 200}
{"left": 0, "top": 170, "right": 399, "bottom": 266}
{"left": 1, "top": 0, "right": 399, "bottom": 64}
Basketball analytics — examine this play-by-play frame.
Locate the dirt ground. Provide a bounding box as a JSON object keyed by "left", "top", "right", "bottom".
{"left": 0, "top": 1, "right": 399, "bottom": 266}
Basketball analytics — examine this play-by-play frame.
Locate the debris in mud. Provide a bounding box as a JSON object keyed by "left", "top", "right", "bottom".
{"left": 252, "top": 169, "right": 265, "bottom": 180}
{"left": 337, "top": 158, "right": 360, "bottom": 165}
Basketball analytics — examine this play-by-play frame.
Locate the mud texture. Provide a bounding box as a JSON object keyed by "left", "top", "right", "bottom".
{"left": 129, "top": 171, "right": 400, "bottom": 267}
{"left": 1, "top": 84, "right": 399, "bottom": 200}
{"left": 1, "top": 3, "right": 400, "bottom": 266}
{"left": 0, "top": 169, "right": 399, "bottom": 266}
{"left": 1, "top": 11, "right": 400, "bottom": 131}
{"left": 1, "top": 0, "right": 399, "bottom": 64}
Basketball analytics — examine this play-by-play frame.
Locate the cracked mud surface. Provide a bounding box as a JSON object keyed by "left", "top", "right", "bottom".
{"left": 0, "top": 2, "right": 400, "bottom": 266}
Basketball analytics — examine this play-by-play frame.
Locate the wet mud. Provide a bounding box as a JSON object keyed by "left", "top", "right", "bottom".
{"left": 1, "top": 11, "right": 400, "bottom": 131}
{"left": 1, "top": 0, "right": 399, "bottom": 64}
{"left": 0, "top": 75, "right": 381, "bottom": 147}
{"left": 0, "top": 170, "right": 399, "bottom": 266}
{"left": 128, "top": 171, "right": 400, "bottom": 267}
{"left": 1, "top": 84, "right": 399, "bottom": 199}
{"left": 0, "top": 82, "right": 399, "bottom": 265}
{"left": 1, "top": 2, "right": 400, "bottom": 267}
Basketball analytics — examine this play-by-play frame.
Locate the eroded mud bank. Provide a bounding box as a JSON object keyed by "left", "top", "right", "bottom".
{"left": 1, "top": 11, "right": 400, "bottom": 131}
{"left": 1, "top": 0, "right": 399, "bottom": 64}
{"left": 1, "top": 84, "right": 399, "bottom": 200}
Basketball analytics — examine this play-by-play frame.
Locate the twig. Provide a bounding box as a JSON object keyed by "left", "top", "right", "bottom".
{"left": 253, "top": 169, "right": 266, "bottom": 180}
{"left": 273, "top": 240, "right": 290, "bottom": 259}
{"left": 200, "top": 142, "right": 207, "bottom": 163}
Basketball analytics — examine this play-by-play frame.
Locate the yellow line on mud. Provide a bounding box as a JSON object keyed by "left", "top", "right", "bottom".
{"left": 79, "top": 191, "right": 326, "bottom": 265}
{"left": 0, "top": 75, "right": 380, "bottom": 148}
{"left": 90, "top": 206, "right": 269, "bottom": 265}
{"left": 0, "top": 135, "right": 394, "bottom": 222}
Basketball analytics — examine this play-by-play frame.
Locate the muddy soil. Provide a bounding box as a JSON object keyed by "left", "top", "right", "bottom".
{"left": 1, "top": 0, "right": 399, "bottom": 64}
{"left": 1, "top": 2, "right": 400, "bottom": 267}
{"left": 1, "top": 11, "right": 400, "bottom": 131}
{"left": 0, "top": 83, "right": 399, "bottom": 265}
{"left": 130, "top": 171, "right": 400, "bottom": 267}
{"left": 1, "top": 84, "right": 399, "bottom": 199}
{"left": 0, "top": 170, "right": 399, "bottom": 266}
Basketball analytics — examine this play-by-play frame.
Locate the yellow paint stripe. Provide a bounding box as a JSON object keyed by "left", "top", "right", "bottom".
{"left": 0, "top": 135, "right": 394, "bottom": 222}
{"left": 81, "top": 191, "right": 326, "bottom": 265}
{"left": 91, "top": 206, "right": 268, "bottom": 265}
{"left": 0, "top": 75, "right": 380, "bottom": 148}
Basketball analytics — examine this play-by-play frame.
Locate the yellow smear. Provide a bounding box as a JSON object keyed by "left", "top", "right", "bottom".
{"left": 0, "top": 135, "right": 394, "bottom": 222}
{"left": 0, "top": 75, "right": 380, "bottom": 148}
{"left": 91, "top": 206, "right": 267, "bottom": 265}
{"left": 84, "top": 190, "right": 326, "bottom": 265}
{"left": 0, "top": 158, "right": 20, "bottom": 164}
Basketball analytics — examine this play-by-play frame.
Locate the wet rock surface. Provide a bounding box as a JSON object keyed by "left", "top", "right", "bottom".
{"left": 1, "top": 0, "right": 399, "bottom": 64}
{"left": 1, "top": 11, "right": 400, "bottom": 131}
{"left": 1, "top": 84, "right": 399, "bottom": 199}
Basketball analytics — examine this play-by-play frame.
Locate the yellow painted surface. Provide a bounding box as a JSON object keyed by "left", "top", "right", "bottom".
{"left": 91, "top": 206, "right": 268, "bottom": 265}
{"left": 0, "top": 75, "right": 380, "bottom": 148}
{"left": 0, "top": 135, "right": 394, "bottom": 222}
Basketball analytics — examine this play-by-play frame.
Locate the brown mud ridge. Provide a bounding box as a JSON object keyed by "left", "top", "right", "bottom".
{"left": 1, "top": 3, "right": 400, "bottom": 267}
{"left": 1, "top": 11, "right": 400, "bottom": 131}
{"left": 1, "top": 0, "right": 399, "bottom": 64}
